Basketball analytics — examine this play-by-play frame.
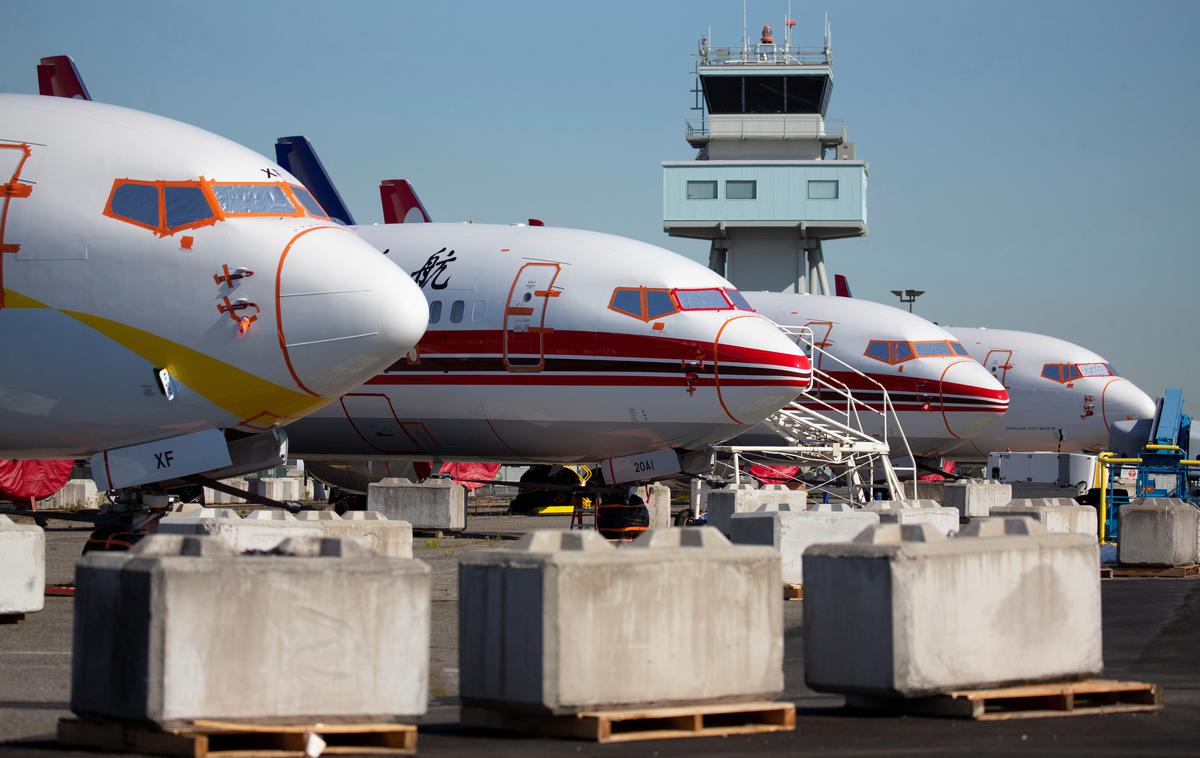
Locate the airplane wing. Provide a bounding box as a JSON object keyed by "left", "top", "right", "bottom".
{"left": 380, "top": 179, "right": 432, "bottom": 224}
{"left": 37, "top": 55, "right": 91, "bottom": 100}
{"left": 273, "top": 136, "right": 357, "bottom": 225}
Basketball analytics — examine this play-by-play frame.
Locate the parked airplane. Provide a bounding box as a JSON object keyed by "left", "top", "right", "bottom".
{"left": 943, "top": 326, "right": 1156, "bottom": 459}
{"left": 737, "top": 293, "right": 1010, "bottom": 457}
{"left": 281, "top": 220, "right": 812, "bottom": 482}
{"left": 0, "top": 80, "right": 426, "bottom": 490}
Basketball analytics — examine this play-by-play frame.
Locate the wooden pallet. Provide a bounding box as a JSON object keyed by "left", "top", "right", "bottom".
{"left": 461, "top": 700, "right": 794, "bottom": 743}
{"left": 846, "top": 679, "right": 1162, "bottom": 720}
{"left": 1107, "top": 563, "right": 1199, "bottom": 578}
{"left": 57, "top": 717, "right": 417, "bottom": 756}
{"left": 0, "top": 613, "right": 25, "bottom": 625}
{"left": 784, "top": 584, "right": 804, "bottom": 601}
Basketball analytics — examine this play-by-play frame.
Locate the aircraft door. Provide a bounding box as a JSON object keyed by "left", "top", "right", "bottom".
{"left": 803, "top": 320, "right": 834, "bottom": 371}
{"left": 0, "top": 142, "right": 34, "bottom": 308}
{"left": 503, "top": 262, "right": 560, "bottom": 371}
{"left": 983, "top": 349, "right": 1013, "bottom": 387}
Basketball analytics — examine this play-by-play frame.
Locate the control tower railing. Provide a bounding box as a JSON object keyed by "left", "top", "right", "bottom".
{"left": 699, "top": 42, "right": 830, "bottom": 67}
{"left": 684, "top": 116, "right": 845, "bottom": 143}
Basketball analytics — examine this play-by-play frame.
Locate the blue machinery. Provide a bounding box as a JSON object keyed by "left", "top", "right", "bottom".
{"left": 1097, "top": 389, "right": 1198, "bottom": 541}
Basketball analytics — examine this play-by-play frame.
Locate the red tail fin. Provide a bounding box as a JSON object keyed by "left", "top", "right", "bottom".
{"left": 380, "top": 179, "right": 432, "bottom": 224}
{"left": 834, "top": 274, "right": 853, "bottom": 298}
{"left": 37, "top": 55, "right": 91, "bottom": 100}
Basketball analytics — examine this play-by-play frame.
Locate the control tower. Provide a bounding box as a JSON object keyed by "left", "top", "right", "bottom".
{"left": 662, "top": 19, "right": 866, "bottom": 294}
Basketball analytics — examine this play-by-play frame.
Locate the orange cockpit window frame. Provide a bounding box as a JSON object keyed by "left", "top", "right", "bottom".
{"left": 287, "top": 183, "right": 331, "bottom": 220}
{"left": 207, "top": 181, "right": 305, "bottom": 219}
{"left": 103, "top": 178, "right": 220, "bottom": 237}
{"left": 103, "top": 178, "right": 331, "bottom": 237}
{"left": 608, "top": 286, "right": 680, "bottom": 322}
{"left": 863, "top": 339, "right": 918, "bottom": 366}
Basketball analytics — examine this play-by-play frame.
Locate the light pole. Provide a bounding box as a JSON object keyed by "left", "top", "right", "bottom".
{"left": 891, "top": 289, "right": 925, "bottom": 313}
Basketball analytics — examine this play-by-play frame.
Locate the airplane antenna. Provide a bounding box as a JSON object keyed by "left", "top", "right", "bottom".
{"left": 824, "top": 12, "right": 831, "bottom": 60}
{"left": 784, "top": 0, "right": 792, "bottom": 53}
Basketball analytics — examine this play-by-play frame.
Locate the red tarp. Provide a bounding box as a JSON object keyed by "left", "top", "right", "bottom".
{"left": 0, "top": 459, "right": 74, "bottom": 502}
{"left": 918, "top": 460, "right": 957, "bottom": 483}
{"left": 749, "top": 464, "right": 801, "bottom": 486}
{"left": 437, "top": 462, "right": 501, "bottom": 492}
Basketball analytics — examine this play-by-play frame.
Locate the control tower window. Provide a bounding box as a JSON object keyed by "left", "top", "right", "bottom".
{"left": 702, "top": 74, "right": 828, "bottom": 114}
{"left": 808, "top": 180, "right": 839, "bottom": 199}
{"left": 746, "top": 76, "right": 786, "bottom": 114}
{"left": 109, "top": 182, "right": 160, "bottom": 229}
{"left": 687, "top": 181, "right": 717, "bottom": 200}
{"left": 727, "top": 181, "right": 756, "bottom": 200}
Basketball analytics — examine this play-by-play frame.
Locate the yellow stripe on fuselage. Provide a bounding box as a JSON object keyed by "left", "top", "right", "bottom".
{"left": 4, "top": 288, "right": 324, "bottom": 424}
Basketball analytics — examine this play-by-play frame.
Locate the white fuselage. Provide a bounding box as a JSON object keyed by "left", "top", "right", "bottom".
{"left": 738, "top": 294, "right": 1010, "bottom": 457}
{"left": 0, "top": 94, "right": 426, "bottom": 458}
{"left": 283, "top": 223, "right": 811, "bottom": 464}
{"left": 944, "top": 326, "right": 1156, "bottom": 459}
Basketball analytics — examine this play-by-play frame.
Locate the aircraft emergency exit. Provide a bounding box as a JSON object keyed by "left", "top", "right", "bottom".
{"left": 0, "top": 92, "right": 427, "bottom": 488}
{"left": 944, "top": 326, "right": 1156, "bottom": 459}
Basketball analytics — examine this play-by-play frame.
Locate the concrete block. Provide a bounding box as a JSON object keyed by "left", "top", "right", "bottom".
{"left": 459, "top": 527, "right": 781, "bottom": 714}
{"left": 863, "top": 499, "right": 960, "bottom": 536}
{"left": 642, "top": 483, "right": 672, "bottom": 530}
{"left": 0, "top": 515, "right": 44, "bottom": 614}
{"left": 72, "top": 535, "right": 430, "bottom": 725}
{"left": 41, "top": 479, "right": 100, "bottom": 509}
{"left": 157, "top": 509, "right": 322, "bottom": 553}
{"left": 731, "top": 502, "right": 879, "bottom": 584}
{"left": 943, "top": 480, "right": 1011, "bottom": 519}
{"left": 202, "top": 478, "right": 248, "bottom": 505}
{"left": 705, "top": 483, "right": 805, "bottom": 536}
{"left": 991, "top": 499, "right": 1098, "bottom": 536}
{"left": 1118, "top": 499, "right": 1199, "bottom": 566}
{"left": 367, "top": 478, "right": 466, "bottom": 531}
{"left": 249, "top": 477, "right": 302, "bottom": 502}
{"left": 294, "top": 510, "right": 413, "bottom": 559}
{"left": 803, "top": 520, "right": 1102, "bottom": 697}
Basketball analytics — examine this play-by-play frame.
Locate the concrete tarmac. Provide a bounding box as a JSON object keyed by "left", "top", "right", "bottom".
{"left": 1, "top": 515, "right": 1198, "bottom": 757}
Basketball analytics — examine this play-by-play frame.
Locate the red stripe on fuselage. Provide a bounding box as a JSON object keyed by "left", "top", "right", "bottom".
{"left": 400, "top": 328, "right": 808, "bottom": 373}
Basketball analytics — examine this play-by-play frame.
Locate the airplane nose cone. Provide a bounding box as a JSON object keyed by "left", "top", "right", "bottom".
{"left": 1101, "top": 379, "right": 1157, "bottom": 429}
{"left": 713, "top": 315, "right": 811, "bottom": 425}
{"left": 939, "top": 359, "right": 1010, "bottom": 440}
{"left": 275, "top": 227, "right": 427, "bottom": 397}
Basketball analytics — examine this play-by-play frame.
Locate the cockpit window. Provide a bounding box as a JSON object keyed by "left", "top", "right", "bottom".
{"left": 723, "top": 289, "right": 754, "bottom": 311}
{"left": 893, "top": 341, "right": 914, "bottom": 362}
{"left": 646, "top": 289, "right": 678, "bottom": 319}
{"left": 674, "top": 288, "right": 732, "bottom": 310}
{"left": 609, "top": 287, "right": 679, "bottom": 321}
{"left": 109, "top": 182, "right": 160, "bottom": 229}
{"left": 164, "top": 185, "right": 213, "bottom": 230}
{"left": 950, "top": 341, "right": 970, "bottom": 356}
{"left": 211, "top": 184, "right": 297, "bottom": 215}
{"left": 609, "top": 288, "right": 643, "bottom": 319}
{"left": 288, "top": 184, "right": 329, "bottom": 219}
{"left": 1042, "top": 362, "right": 1115, "bottom": 383}
{"left": 865, "top": 340, "right": 891, "bottom": 363}
{"left": 913, "top": 340, "right": 954, "bottom": 357}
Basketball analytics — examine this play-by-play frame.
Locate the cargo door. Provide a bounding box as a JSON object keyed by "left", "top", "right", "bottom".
{"left": 982, "top": 349, "right": 1013, "bottom": 387}
{"left": 503, "top": 262, "right": 560, "bottom": 371}
{"left": 340, "top": 394, "right": 437, "bottom": 454}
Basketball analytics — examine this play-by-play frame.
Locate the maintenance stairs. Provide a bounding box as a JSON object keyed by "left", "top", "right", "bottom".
{"left": 711, "top": 327, "right": 917, "bottom": 503}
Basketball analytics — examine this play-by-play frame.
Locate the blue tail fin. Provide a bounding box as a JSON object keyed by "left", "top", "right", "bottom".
{"left": 274, "top": 136, "right": 356, "bottom": 225}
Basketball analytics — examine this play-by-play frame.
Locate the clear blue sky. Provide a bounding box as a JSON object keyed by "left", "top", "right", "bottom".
{"left": 3, "top": 1, "right": 1198, "bottom": 406}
